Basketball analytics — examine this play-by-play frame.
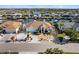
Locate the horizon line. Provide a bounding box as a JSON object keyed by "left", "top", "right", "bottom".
{"left": 0, "top": 5, "right": 79, "bottom": 9}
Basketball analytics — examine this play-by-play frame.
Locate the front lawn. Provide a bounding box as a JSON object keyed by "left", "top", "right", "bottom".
{"left": 64, "top": 52, "right": 79, "bottom": 54}
{"left": 39, "top": 52, "right": 79, "bottom": 54}
{"left": 57, "top": 33, "right": 65, "bottom": 38}
{"left": 38, "top": 48, "right": 79, "bottom": 54}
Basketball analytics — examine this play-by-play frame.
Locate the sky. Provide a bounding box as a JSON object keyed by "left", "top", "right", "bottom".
{"left": 0, "top": 5, "right": 79, "bottom": 9}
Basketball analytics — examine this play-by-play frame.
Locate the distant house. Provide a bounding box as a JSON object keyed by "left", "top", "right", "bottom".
{"left": 52, "top": 19, "right": 59, "bottom": 23}
{"left": 33, "top": 12, "right": 41, "bottom": 17}
{"left": 43, "top": 12, "right": 50, "bottom": 17}
{"left": 26, "top": 20, "right": 54, "bottom": 33}
{"left": 51, "top": 13, "right": 59, "bottom": 17}
{"left": 0, "top": 21, "right": 22, "bottom": 33}
{"left": 7, "top": 13, "right": 22, "bottom": 19}
{"left": 14, "top": 13, "right": 22, "bottom": 19}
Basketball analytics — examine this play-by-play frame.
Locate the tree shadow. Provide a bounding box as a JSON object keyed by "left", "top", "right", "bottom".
{"left": 53, "top": 39, "right": 69, "bottom": 45}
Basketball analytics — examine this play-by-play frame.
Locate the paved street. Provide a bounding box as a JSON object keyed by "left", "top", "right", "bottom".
{"left": 0, "top": 42, "right": 79, "bottom": 53}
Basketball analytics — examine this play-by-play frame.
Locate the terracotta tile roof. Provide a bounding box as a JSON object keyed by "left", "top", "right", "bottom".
{"left": 26, "top": 20, "right": 53, "bottom": 29}
{"left": 0, "top": 21, "right": 22, "bottom": 30}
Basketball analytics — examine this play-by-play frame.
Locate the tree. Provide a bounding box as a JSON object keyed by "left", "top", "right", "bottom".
{"left": 38, "top": 48, "right": 64, "bottom": 54}
{"left": 52, "top": 48, "right": 63, "bottom": 54}
{"left": 58, "top": 37, "right": 63, "bottom": 43}
{"left": 64, "top": 28, "right": 77, "bottom": 41}
{"left": 57, "top": 33, "right": 65, "bottom": 43}
{"left": 44, "top": 48, "right": 53, "bottom": 54}
{"left": 59, "top": 22, "right": 64, "bottom": 30}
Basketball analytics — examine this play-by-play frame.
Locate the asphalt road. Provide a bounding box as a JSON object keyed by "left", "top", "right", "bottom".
{"left": 0, "top": 42, "right": 79, "bottom": 53}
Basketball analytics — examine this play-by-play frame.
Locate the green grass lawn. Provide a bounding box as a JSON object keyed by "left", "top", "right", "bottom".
{"left": 57, "top": 33, "right": 65, "bottom": 38}
{"left": 64, "top": 52, "right": 79, "bottom": 54}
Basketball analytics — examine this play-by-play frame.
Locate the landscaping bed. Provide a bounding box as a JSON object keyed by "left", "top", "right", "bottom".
{"left": 0, "top": 52, "right": 18, "bottom": 54}
{"left": 64, "top": 52, "right": 79, "bottom": 54}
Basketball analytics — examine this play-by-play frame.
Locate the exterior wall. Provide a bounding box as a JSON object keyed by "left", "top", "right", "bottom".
{"left": 3, "top": 28, "right": 19, "bottom": 33}
{"left": 26, "top": 28, "right": 37, "bottom": 32}
{"left": 16, "top": 28, "right": 19, "bottom": 33}
{"left": 7, "top": 15, "right": 22, "bottom": 19}
{"left": 26, "top": 27, "right": 54, "bottom": 33}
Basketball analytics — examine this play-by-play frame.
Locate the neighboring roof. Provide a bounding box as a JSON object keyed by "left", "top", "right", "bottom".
{"left": 26, "top": 20, "right": 53, "bottom": 29}
{"left": 33, "top": 12, "right": 41, "bottom": 15}
{"left": 58, "top": 20, "right": 75, "bottom": 29}
{"left": 3, "top": 13, "right": 22, "bottom": 16}
{"left": 74, "top": 23, "right": 79, "bottom": 27}
{"left": 64, "top": 21, "right": 75, "bottom": 29}
{"left": 0, "top": 21, "right": 22, "bottom": 30}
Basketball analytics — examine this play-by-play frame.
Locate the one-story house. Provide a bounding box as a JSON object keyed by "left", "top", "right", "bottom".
{"left": 26, "top": 20, "right": 55, "bottom": 33}
{"left": 33, "top": 12, "right": 41, "bottom": 17}
{"left": 0, "top": 21, "right": 22, "bottom": 33}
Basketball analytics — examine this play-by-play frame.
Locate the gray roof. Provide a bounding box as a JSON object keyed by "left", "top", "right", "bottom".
{"left": 33, "top": 12, "right": 41, "bottom": 15}
{"left": 58, "top": 20, "right": 75, "bottom": 30}
{"left": 64, "top": 21, "right": 75, "bottom": 28}
{"left": 74, "top": 23, "right": 79, "bottom": 27}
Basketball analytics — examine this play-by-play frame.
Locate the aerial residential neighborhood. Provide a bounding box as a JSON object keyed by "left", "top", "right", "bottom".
{"left": 0, "top": 8, "right": 79, "bottom": 54}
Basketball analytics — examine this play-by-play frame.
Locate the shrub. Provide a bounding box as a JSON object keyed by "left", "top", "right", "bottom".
{"left": 38, "top": 48, "right": 64, "bottom": 54}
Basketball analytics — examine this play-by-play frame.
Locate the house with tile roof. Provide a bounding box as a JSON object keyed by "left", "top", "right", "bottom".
{"left": 0, "top": 21, "right": 22, "bottom": 33}
{"left": 26, "top": 20, "right": 55, "bottom": 33}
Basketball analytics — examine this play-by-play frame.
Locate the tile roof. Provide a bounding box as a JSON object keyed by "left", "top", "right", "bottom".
{"left": 74, "top": 23, "right": 79, "bottom": 27}
{"left": 0, "top": 21, "right": 22, "bottom": 30}
{"left": 26, "top": 20, "right": 53, "bottom": 29}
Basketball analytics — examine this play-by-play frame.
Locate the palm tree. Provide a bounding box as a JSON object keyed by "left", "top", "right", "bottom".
{"left": 11, "top": 36, "right": 16, "bottom": 42}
